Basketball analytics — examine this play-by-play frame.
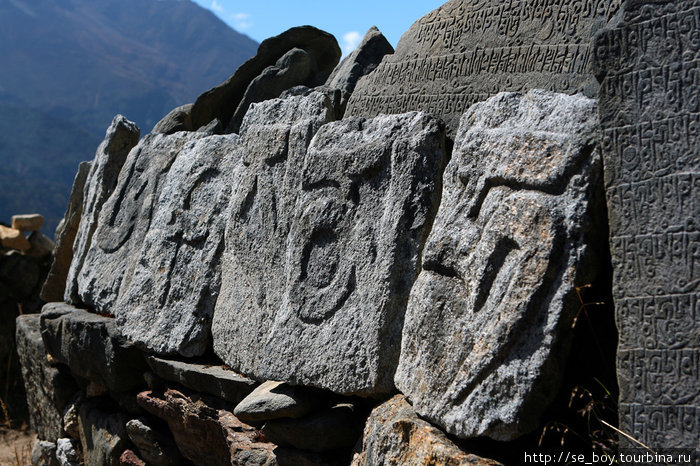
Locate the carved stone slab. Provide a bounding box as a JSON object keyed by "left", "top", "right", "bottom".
{"left": 594, "top": 0, "right": 700, "bottom": 455}
{"left": 395, "top": 90, "right": 603, "bottom": 440}
{"left": 345, "top": 0, "right": 621, "bottom": 135}
{"left": 212, "top": 92, "right": 447, "bottom": 395}
{"left": 116, "top": 135, "right": 242, "bottom": 357}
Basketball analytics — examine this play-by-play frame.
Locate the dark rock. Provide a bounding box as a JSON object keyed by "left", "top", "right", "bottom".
{"left": 262, "top": 403, "right": 363, "bottom": 452}
{"left": 27, "top": 231, "right": 55, "bottom": 259}
{"left": 324, "top": 26, "right": 393, "bottom": 118}
{"left": 351, "top": 395, "right": 502, "bottom": 466}
{"left": 396, "top": 90, "right": 603, "bottom": 440}
{"left": 16, "top": 314, "right": 77, "bottom": 442}
{"left": 146, "top": 356, "right": 256, "bottom": 405}
{"left": 40, "top": 303, "right": 147, "bottom": 392}
{"left": 31, "top": 439, "right": 59, "bottom": 466}
{"left": 213, "top": 104, "right": 446, "bottom": 395}
{"left": 126, "top": 418, "right": 184, "bottom": 466}
{"left": 41, "top": 161, "right": 91, "bottom": 302}
{"left": 190, "top": 26, "right": 340, "bottom": 132}
{"left": 115, "top": 134, "right": 242, "bottom": 357}
{"left": 152, "top": 104, "right": 194, "bottom": 135}
{"left": 55, "top": 438, "right": 81, "bottom": 466}
{"left": 1, "top": 250, "right": 40, "bottom": 298}
{"left": 79, "top": 398, "right": 130, "bottom": 466}
{"left": 63, "top": 392, "right": 84, "bottom": 440}
{"left": 65, "top": 115, "right": 140, "bottom": 305}
{"left": 233, "top": 381, "right": 321, "bottom": 423}
{"left": 345, "top": 0, "right": 621, "bottom": 135}
{"left": 594, "top": 0, "right": 700, "bottom": 454}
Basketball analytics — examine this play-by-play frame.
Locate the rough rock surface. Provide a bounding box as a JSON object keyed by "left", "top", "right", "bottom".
{"left": 351, "top": 395, "right": 502, "bottom": 466}
{"left": 126, "top": 418, "right": 183, "bottom": 466}
{"left": 32, "top": 439, "right": 59, "bottom": 466}
{"left": 152, "top": 104, "right": 194, "bottom": 135}
{"left": 11, "top": 213, "right": 44, "bottom": 231}
{"left": 63, "top": 393, "right": 84, "bottom": 440}
{"left": 191, "top": 26, "right": 340, "bottom": 132}
{"left": 56, "top": 438, "right": 81, "bottom": 466}
{"left": 0, "top": 225, "right": 30, "bottom": 251}
{"left": 15, "top": 314, "right": 77, "bottom": 442}
{"left": 233, "top": 381, "right": 319, "bottom": 423}
{"left": 72, "top": 131, "right": 207, "bottom": 316}
{"left": 119, "top": 450, "right": 147, "bottom": 466}
{"left": 116, "top": 134, "right": 242, "bottom": 357}
{"left": 345, "top": 0, "right": 621, "bottom": 135}
{"left": 262, "top": 403, "right": 363, "bottom": 452}
{"left": 324, "top": 26, "right": 393, "bottom": 118}
{"left": 41, "top": 162, "right": 91, "bottom": 302}
{"left": 396, "top": 90, "right": 603, "bottom": 440}
{"left": 146, "top": 356, "right": 256, "bottom": 405}
{"left": 40, "top": 303, "right": 146, "bottom": 392}
{"left": 79, "top": 399, "right": 130, "bottom": 466}
{"left": 213, "top": 100, "right": 446, "bottom": 395}
{"left": 65, "top": 115, "right": 140, "bottom": 305}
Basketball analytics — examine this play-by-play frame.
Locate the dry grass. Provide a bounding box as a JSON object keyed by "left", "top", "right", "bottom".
{"left": 0, "top": 426, "right": 34, "bottom": 466}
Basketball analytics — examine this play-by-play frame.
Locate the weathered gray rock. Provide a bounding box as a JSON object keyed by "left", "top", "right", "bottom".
{"left": 115, "top": 133, "right": 241, "bottom": 356}
{"left": 324, "top": 26, "right": 393, "bottom": 117}
{"left": 146, "top": 356, "right": 256, "bottom": 405}
{"left": 351, "top": 395, "right": 502, "bottom": 466}
{"left": 152, "top": 104, "right": 193, "bottom": 135}
{"left": 594, "top": 1, "right": 700, "bottom": 454}
{"left": 79, "top": 399, "right": 129, "bottom": 466}
{"left": 72, "top": 131, "right": 207, "bottom": 316}
{"left": 262, "top": 403, "right": 363, "bottom": 452}
{"left": 32, "top": 439, "right": 59, "bottom": 466}
{"left": 213, "top": 100, "right": 446, "bottom": 394}
{"left": 40, "top": 303, "right": 147, "bottom": 392}
{"left": 41, "top": 162, "right": 91, "bottom": 302}
{"left": 16, "top": 314, "right": 77, "bottom": 442}
{"left": 233, "top": 381, "right": 320, "bottom": 423}
{"left": 126, "top": 418, "right": 184, "bottom": 466}
{"left": 55, "top": 438, "right": 81, "bottom": 466}
{"left": 190, "top": 26, "right": 340, "bottom": 131}
{"left": 396, "top": 90, "right": 603, "bottom": 440}
{"left": 12, "top": 213, "right": 44, "bottom": 231}
{"left": 65, "top": 115, "right": 140, "bottom": 305}
{"left": 345, "top": 0, "right": 621, "bottom": 135}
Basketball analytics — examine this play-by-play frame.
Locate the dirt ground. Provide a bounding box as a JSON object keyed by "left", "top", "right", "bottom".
{"left": 0, "top": 427, "right": 34, "bottom": 466}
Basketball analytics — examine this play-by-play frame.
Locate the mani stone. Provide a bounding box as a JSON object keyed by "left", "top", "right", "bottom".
{"left": 72, "top": 131, "right": 208, "bottom": 316}
{"left": 395, "top": 90, "right": 604, "bottom": 441}
{"left": 212, "top": 92, "right": 446, "bottom": 395}
{"left": 65, "top": 115, "right": 140, "bottom": 305}
{"left": 345, "top": 0, "right": 621, "bottom": 135}
{"left": 190, "top": 26, "right": 340, "bottom": 132}
{"left": 41, "top": 161, "right": 91, "bottom": 302}
{"left": 12, "top": 213, "right": 44, "bottom": 231}
{"left": 115, "top": 134, "right": 242, "bottom": 357}
{"left": 594, "top": 1, "right": 700, "bottom": 455}
{"left": 324, "top": 26, "right": 394, "bottom": 118}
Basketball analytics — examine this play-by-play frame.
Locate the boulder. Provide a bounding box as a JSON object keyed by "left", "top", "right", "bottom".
{"left": 0, "top": 225, "right": 30, "bottom": 251}
{"left": 41, "top": 161, "right": 91, "bottom": 302}
{"left": 345, "top": 0, "right": 621, "bottom": 135}
{"left": 15, "top": 314, "right": 77, "bottom": 442}
{"left": 395, "top": 90, "right": 604, "bottom": 440}
{"left": 126, "top": 418, "right": 184, "bottom": 466}
{"left": 72, "top": 130, "right": 207, "bottom": 316}
{"left": 233, "top": 381, "right": 321, "bottom": 423}
{"left": 55, "top": 438, "right": 81, "bottom": 466}
{"left": 65, "top": 115, "right": 140, "bottom": 305}
{"left": 146, "top": 356, "right": 256, "bottom": 405}
{"left": 262, "top": 403, "right": 363, "bottom": 452}
{"left": 351, "top": 395, "right": 502, "bottom": 466}
{"left": 115, "top": 134, "right": 242, "bottom": 357}
{"left": 79, "top": 399, "right": 130, "bottom": 466}
{"left": 11, "top": 213, "right": 44, "bottom": 232}
{"left": 40, "top": 303, "right": 147, "bottom": 392}
{"left": 31, "top": 439, "right": 59, "bottom": 466}
{"left": 213, "top": 103, "right": 446, "bottom": 395}
{"left": 190, "top": 26, "right": 340, "bottom": 131}
{"left": 324, "top": 26, "right": 393, "bottom": 118}
{"left": 152, "top": 104, "right": 193, "bottom": 135}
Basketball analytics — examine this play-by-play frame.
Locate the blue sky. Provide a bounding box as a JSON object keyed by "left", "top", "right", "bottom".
{"left": 191, "top": 1, "right": 445, "bottom": 55}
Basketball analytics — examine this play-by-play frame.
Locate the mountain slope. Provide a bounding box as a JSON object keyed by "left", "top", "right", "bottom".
{"left": 0, "top": 0, "right": 258, "bottom": 232}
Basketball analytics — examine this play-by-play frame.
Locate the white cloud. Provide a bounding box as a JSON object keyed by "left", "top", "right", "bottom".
{"left": 342, "top": 31, "right": 362, "bottom": 56}
{"left": 210, "top": 0, "right": 224, "bottom": 13}
{"left": 231, "top": 12, "right": 252, "bottom": 31}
